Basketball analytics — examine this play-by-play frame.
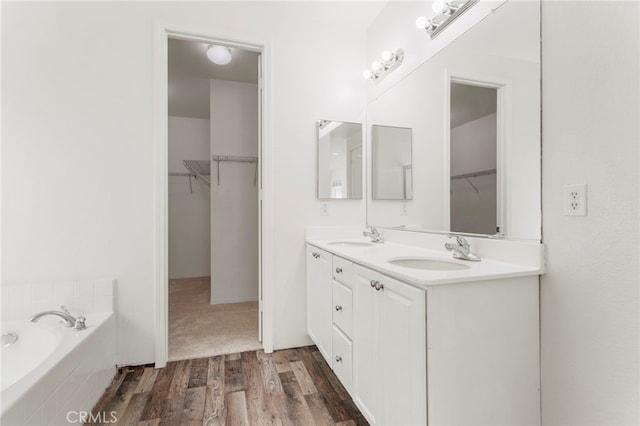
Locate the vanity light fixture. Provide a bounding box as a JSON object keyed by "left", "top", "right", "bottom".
{"left": 362, "top": 49, "right": 404, "bottom": 82}
{"left": 416, "top": 0, "right": 478, "bottom": 39}
{"left": 206, "top": 45, "right": 232, "bottom": 65}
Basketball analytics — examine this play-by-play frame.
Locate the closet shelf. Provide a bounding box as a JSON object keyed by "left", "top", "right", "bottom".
{"left": 211, "top": 154, "right": 259, "bottom": 186}
{"left": 183, "top": 160, "right": 211, "bottom": 186}
{"left": 451, "top": 168, "right": 496, "bottom": 180}
{"left": 450, "top": 168, "right": 496, "bottom": 195}
{"left": 211, "top": 154, "right": 258, "bottom": 164}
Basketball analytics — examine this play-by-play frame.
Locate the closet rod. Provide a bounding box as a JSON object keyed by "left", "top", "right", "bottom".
{"left": 211, "top": 155, "right": 259, "bottom": 186}
{"left": 451, "top": 168, "right": 496, "bottom": 180}
{"left": 211, "top": 154, "right": 258, "bottom": 163}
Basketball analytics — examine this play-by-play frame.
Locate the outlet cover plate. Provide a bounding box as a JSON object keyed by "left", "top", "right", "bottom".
{"left": 564, "top": 183, "right": 587, "bottom": 216}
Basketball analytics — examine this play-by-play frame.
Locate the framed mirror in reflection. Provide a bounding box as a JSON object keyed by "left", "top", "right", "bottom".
{"left": 372, "top": 125, "right": 413, "bottom": 200}
{"left": 317, "top": 120, "right": 363, "bottom": 200}
{"left": 366, "top": 0, "right": 540, "bottom": 240}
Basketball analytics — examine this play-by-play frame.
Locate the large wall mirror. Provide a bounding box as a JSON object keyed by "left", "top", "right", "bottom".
{"left": 366, "top": 1, "right": 541, "bottom": 240}
{"left": 318, "top": 120, "right": 363, "bottom": 200}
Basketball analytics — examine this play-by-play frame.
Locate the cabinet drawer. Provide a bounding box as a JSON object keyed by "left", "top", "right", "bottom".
{"left": 332, "top": 256, "right": 354, "bottom": 286}
{"left": 332, "top": 280, "right": 353, "bottom": 337}
{"left": 332, "top": 325, "right": 353, "bottom": 396}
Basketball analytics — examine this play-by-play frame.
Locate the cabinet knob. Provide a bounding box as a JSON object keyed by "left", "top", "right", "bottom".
{"left": 335, "top": 305, "right": 342, "bottom": 311}
{"left": 335, "top": 355, "right": 342, "bottom": 363}
{"left": 312, "top": 252, "right": 319, "bottom": 258}
{"left": 370, "top": 280, "right": 376, "bottom": 288}
{"left": 375, "top": 281, "right": 384, "bottom": 291}
{"left": 335, "top": 267, "right": 343, "bottom": 274}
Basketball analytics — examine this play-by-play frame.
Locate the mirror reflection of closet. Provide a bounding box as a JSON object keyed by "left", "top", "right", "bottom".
{"left": 372, "top": 125, "right": 413, "bottom": 200}
{"left": 317, "top": 120, "right": 363, "bottom": 200}
{"left": 449, "top": 82, "right": 498, "bottom": 235}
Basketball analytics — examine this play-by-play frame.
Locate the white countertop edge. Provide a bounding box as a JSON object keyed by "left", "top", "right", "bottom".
{"left": 307, "top": 239, "right": 543, "bottom": 288}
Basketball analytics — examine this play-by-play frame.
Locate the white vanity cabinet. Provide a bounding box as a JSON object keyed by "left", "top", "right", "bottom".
{"left": 331, "top": 256, "right": 355, "bottom": 395}
{"left": 306, "top": 246, "right": 332, "bottom": 364}
{"left": 306, "top": 242, "right": 541, "bottom": 426}
{"left": 352, "top": 264, "right": 427, "bottom": 426}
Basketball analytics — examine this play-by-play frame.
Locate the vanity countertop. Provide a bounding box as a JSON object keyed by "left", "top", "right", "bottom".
{"left": 307, "top": 239, "right": 543, "bottom": 288}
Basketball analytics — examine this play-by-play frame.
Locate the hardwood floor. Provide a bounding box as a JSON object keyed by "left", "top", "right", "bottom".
{"left": 90, "top": 346, "right": 368, "bottom": 425}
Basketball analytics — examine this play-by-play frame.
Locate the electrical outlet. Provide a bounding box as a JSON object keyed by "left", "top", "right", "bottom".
{"left": 321, "top": 202, "right": 329, "bottom": 216}
{"left": 564, "top": 183, "right": 587, "bottom": 216}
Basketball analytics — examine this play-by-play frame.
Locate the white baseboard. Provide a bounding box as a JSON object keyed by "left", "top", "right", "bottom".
{"left": 168, "top": 273, "right": 211, "bottom": 280}
{"left": 210, "top": 296, "right": 259, "bottom": 305}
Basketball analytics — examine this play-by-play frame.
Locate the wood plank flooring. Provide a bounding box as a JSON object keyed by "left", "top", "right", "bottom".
{"left": 89, "top": 346, "right": 368, "bottom": 425}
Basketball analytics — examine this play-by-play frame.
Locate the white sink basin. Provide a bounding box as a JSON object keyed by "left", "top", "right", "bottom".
{"left": 388, "top": 257, "right": 471, "bottom": 271}
{"left": 328, "top": 241, "right": 374, "bottom": 248}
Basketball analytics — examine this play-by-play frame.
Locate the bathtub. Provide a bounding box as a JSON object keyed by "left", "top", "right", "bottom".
{"left": 1, "top": 312, "right": 116, "bottom": 425}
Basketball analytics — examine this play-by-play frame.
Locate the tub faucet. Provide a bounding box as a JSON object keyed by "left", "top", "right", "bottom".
{"left": 363, "top": 226, "right": 384, "bottom": 243}
{"left": 445, "top": 235, "right": 481, "bottom": 262}
{"left": 29, "top": 306, "right": 86, "bottom": 331}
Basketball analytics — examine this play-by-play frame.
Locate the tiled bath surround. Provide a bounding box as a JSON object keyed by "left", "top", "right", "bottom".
{"left": 1, "top": 279, "right": 115, "bottom": 321}
{"left": 1, "top": 280, "right": 117, "bottom": 425}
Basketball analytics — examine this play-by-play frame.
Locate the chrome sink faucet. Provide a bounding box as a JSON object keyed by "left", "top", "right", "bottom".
{"left": 363, "top": 226, "right": 384, "bottom": 243}
{"left": 445, "top": 235, "right": 481, "bottom": 262}
{"left": 29, "top": 306, "right": 87, "bottom": 331}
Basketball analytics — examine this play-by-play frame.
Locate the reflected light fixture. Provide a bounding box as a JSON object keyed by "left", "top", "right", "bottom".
{"left": 207, "top": 45, "right": 232, "bottom": 65}
{"left": 362, "top": 49, "right": 404, "bottom": 82}
{"left": 416, "top": 0, "right": 478, "bottom": 39}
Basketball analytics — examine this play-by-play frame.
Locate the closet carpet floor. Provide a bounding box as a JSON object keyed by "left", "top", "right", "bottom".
{"left": 90, "top": 347, "right": 368, "bottom": 425}
{"left": 169, "top": 277, "right": 263, "bottom": 361}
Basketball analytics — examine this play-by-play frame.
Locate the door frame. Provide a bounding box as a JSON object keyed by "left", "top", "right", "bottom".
{"left": 153, "top": 20, "right": 274, "bottom": 367}
{"left": 444, "top": 69, "right": 511, "bottom": 235}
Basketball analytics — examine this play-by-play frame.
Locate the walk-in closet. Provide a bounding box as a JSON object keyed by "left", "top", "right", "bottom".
{"left": 167, "top": 38, "right": 262, "bottom": 361}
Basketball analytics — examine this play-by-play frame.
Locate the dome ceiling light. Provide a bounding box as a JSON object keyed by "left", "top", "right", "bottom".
{"left": 206, "top": 45, "right": 232, "bottom": 65}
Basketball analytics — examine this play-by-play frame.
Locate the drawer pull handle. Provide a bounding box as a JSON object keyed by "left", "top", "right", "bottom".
{"left": 312, "top": 252, "right": 319, "bottom": 259}
{"left": 335, "top": 305, "right": 342, "bottom": 311}
{"left": 335, "top": 267, "right": 343, "bottom": 274}
{"left": 375, "top": 282, "right": 384, "bottom": 291}
{"left": 370, "top": 280, "right": 376, "bottom": 288}
{"left": 335, "top": 356, "right": 342, "bottom": 363}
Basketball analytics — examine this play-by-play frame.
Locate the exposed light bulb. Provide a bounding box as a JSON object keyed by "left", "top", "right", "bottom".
{"left": 362, "top": 69, "right": 374, "bottom": 79}
{"left": 371, "top": 61, "right": 383, "bottom": 71}
{"left": 381, "top": 50, "right": 393, "bottom": 61}
{"left": 416, "top": 15, "right": 428, "bottom": 29}
{"left": 432, "top": 0, "right": 446, "bottom": 13}
{"left": 207, "top": 45, "right": 232, "bottom": 65}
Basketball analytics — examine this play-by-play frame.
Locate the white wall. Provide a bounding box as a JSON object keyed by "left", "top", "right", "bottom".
{"left": 450, "top": 113, "right": 496, "bottom": 176}
{"left": 168, "top": 116, "right": 210, "bottom": 279}
{"left": 210, "top": 79, "right": 258, "bottom": 304}
{"left": 540, "top": 2, "right": 639, "bottom": 424}
{"left": 1, "top": 1, "right": 369, "bottom": 364}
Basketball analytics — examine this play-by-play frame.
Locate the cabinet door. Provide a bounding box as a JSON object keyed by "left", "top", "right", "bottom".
{"left": 378, "top": 274, "right": 427, "bottom": 426}
{"left": 352, "top": 265, "right": 381, "bottom": 425}
{"left": 306, "top": 246, "right": 332, "bottom": 364}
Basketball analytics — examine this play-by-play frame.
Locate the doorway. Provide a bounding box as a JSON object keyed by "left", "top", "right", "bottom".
{"left": 155, "top": 27, "right": 270, "bottom": 366}
{"left": 448, "top": 80, "right": 502, "bottom": 235}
